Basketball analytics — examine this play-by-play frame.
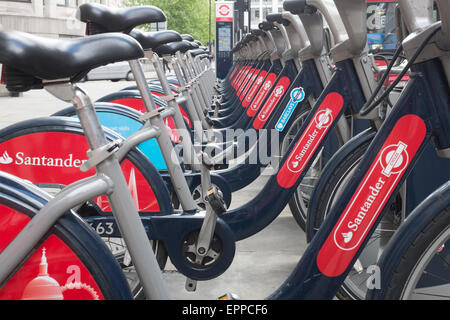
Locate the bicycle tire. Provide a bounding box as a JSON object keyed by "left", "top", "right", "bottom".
{"left": 367, "top": 182, "right": 450, "bottom": 300}
{"left": 0, "top": 172, "right": 132, "bottom": 300}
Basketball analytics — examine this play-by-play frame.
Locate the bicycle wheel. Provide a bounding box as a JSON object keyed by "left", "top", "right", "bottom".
{"left": 307, "top": 131, "right": 404, "bottom": 300}
{"left": 392, "top": 214, "right": 450, "bottom": 299}
{"left": 368, "top": 182, "right": 450, "bottom": 300}
{"left": 0, "top": 172, "right": 132, "bottom": 300}
{"left": 76, "top": 201, "right": 168, "bottom": 300}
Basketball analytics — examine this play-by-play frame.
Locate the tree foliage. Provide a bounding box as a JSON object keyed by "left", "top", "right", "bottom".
{"left": 123, "top": 0, "right": 215, "bottom": 45}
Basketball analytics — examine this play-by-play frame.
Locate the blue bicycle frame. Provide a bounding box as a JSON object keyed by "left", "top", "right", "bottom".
{"left": 269, "top": 57, "right": 450, "bottom": 299}
{"left": 85, "top": 57, "right": 373, "bottom": 282}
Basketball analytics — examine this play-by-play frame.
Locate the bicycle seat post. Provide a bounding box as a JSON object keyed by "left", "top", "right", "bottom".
{"left": 129, "top": 57, "right": 199, "bottom": 212}
{"left": 147, "top": 49, "right": 200, "bottom": 169}
{"left": 187, "top": 53, "right": 211, "bottom": 107}
{"left": 308, "top": 0, "right": 378, "bottom": 120}
{"left": 252, "top": 31, "right": 271, "bottom": 60}
{"left": 176, "top": 50, "right": 213, "bottom": 131}
{"left": 170, "top": 54, "right": 209, "bottom": 145}
{"left": 271, "top": 20, "right": 293, "bottom": 67}
{"left": 46, "top": 82, "right": 170, "bottom": 300}
{"left": 265, "top": 25, "right": 286, "bottom": 63}
{"left": 292, "top": 10, "right": 333, "bottom": 85}
{"left": 193, "top": 55, "right": 213, "bottom": 103}
{"left": 278, "top": 12, "right": 307, "bottom": 71}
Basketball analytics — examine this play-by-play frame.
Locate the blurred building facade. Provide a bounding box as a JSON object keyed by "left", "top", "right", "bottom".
{"left": 0, "top": 0, "right": 123, "bottom": 37}
{"left": 249, "top": 0, "right": 283, "bottom": 30}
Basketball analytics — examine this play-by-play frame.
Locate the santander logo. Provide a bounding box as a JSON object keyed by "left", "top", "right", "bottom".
{"left": 0, "top": 150, "right": 87, "bottom": 168}
{"left": 338, "top": 142, "right": 409, "bottom": 245}
{"left": 274, "top": 85, "right": 284, "bottom": 98}
{"left": 247, "top": 72, "right": 277, "bottom": 116}
{"left": 0, "top": 151, "right": 13, "bottom": 164}
{"left": 316, "top": 115, "right": 427, "bottom": 278}
{"left": 256, "top": 76, "right": 264, "bottom": 86}
{"left": 287, "top": 108, "right": 333, "bottom": 174}
{"left": 253, "top": 76, "right": 291, "bottom": 130}
{"left": 258, "top": 85, "right": 284, "bottom": 122}
{"left": 263, "top": 81, "right": 272, "bottom": 91}
{"left": 380, "top": 142, "right": 409, "bottom": 177}
{"left": 276, "top": 92, "right": 345, "bottom": 189}
{"left": 342, "top": 231, "right": 353, "bottom": 244}
{"left": 245, "top": 75, "right": 265, "bottom": 102}
{"left": 315, "top": 109, "right": 333, "bottom": 129}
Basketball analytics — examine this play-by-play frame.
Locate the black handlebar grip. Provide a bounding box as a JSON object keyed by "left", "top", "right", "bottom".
{"left": 250, "top": 29, "right": 265, "bottom": 37}
{"left": 258, "top": 21, "right": 275, "bottom": 31}
{"left": 283, "top": 0, "right": 307, "bottom": 14}
{"left": 266, "top": 13, "right": 291, "bottom": 26}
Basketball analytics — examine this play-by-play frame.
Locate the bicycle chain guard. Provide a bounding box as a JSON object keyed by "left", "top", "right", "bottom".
{"left": 85, "top": 212, "right": 237, "bottom": 281}
{"left": 150, "top": 213, "right": 236, "bottom": 281}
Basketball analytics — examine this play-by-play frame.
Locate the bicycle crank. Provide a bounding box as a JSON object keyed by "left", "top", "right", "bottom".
{"left": 84, "top": 211, "right": 236, "bottom": 281}
{"left": 149, "top": 213, "right": 236, "bottom": 282}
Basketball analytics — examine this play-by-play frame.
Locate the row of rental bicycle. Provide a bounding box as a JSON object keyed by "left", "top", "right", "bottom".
{"left": 0, "top": 0, "right": 448, "bottom": 300}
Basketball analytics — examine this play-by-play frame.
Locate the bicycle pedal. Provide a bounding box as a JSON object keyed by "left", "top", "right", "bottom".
{"left": 218, "top": 293, "right": 241, "bottom": 300}
{"left": 205, "top": 188, "right": 227, "bottom": 215}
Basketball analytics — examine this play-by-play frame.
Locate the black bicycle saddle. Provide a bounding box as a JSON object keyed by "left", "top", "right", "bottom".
{"left": 153, "top": 41, "right": 192, "bottom": 56}
{"left": 189, "top": 41, "right": 200, "bottom": 49}
{"left": 77, "top": 3, "right": 166, "bottom": 35}
{"left": 184, "top": 41, "right": 200, "bottom": 52}
{"left": 283, "top": 0, "right": 316, "bottom": 14}
{"left": 282, "top": 0, "right": 306, "bottom": 14}
{"left": 189, "top": 48, "right": 207, "bottom": 57}
{"left": 181, "top": 34, "right": 195, "bottom": 42}
{"left": 266, "top": 13, "right": 291, "bottom": 26}
{"left": 0, "top": 29, "right": 143, "bottom": 91}
{"left": 197, "top": 54, "right": 211, "bottom": 60}
{"left": 129, "top": 29, "right": 182, "bottom": 50}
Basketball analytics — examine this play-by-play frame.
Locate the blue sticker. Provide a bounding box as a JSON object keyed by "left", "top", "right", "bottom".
{"left": 73, "top": 112, "right": 167, "bottom": 170}
{"left": 275, "top": 87, "right": 305, "bottom": 132}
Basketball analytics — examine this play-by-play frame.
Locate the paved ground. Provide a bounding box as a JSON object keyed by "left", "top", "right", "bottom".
{"left": 0, "top": 80, "right": 307, "bottom": 300}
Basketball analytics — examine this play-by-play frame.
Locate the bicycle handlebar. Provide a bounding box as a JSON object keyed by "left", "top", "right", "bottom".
{"left": 283, "top": 0, "right": 307, "bottom": 15}
{"left": 266, "top": 13, "right": 291, "bottom": 26}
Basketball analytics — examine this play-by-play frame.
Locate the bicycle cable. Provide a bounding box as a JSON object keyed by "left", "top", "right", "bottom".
{"left": 360, "top": 26, "right": 442, "bottom": 117}
{"left": 373, "top": 53, "right": 396, "bottom": 110}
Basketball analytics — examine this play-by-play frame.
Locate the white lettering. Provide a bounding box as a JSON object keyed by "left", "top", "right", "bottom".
{"left": 13, "top": 152, "right": 86, "bottom": 168}
{"left": 347, "top": 177, "right": 385, "bottom": 233}
{"left": 182, "top": 304, "right": 216, "bottom": 318}
{"left": 15, "top": 152, "right": 24, "bottom": 165}
{"left": 294, "top": 130, "right": 319, "bottom": 162}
